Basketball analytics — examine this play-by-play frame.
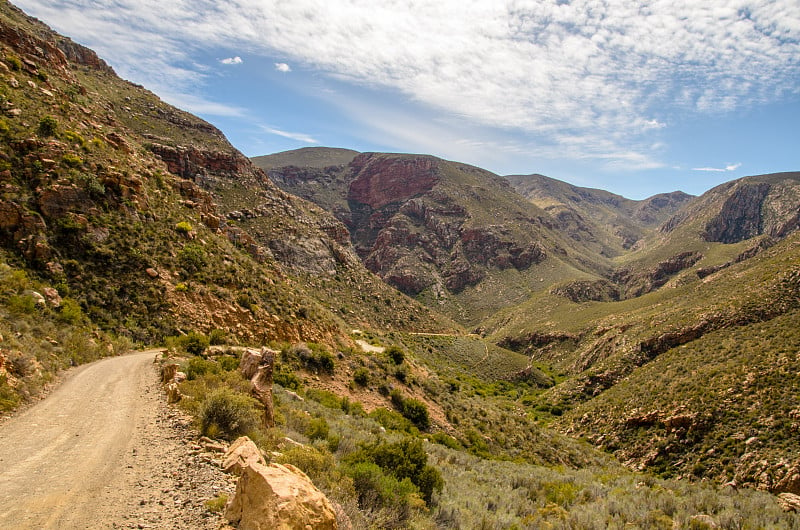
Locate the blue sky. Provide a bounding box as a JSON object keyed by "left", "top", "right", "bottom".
{"left": 14, "top": 0, "right": 800, "bottom": 199}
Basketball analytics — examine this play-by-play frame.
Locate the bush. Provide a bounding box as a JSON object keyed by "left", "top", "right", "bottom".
{"left": 61, "top": 153, "right": 83, "bottom": 168}
{"left": 387, "top": 346, "right": 405, "bottom": 365}
{"left": 174, "top": 221, "right": 193, "bottom": 234}
{"left": 368, "top": 407, "right": 417, "bottom": 434}
{"left": 306, "top": 417, "right": 330, "bottom": 441}
{"left": 353, "top": 367, "right": 370, "bottom": 387}
{"left": 218, "top": 355, "right": 239, "bottom": 372}
{"left": 274, "top": 368, "right": 302, "bottom": 391}
{"left": 177, "top": 332, "right": 210, "bottom": 356}
{"left": 5, "top": 54, "right": 21, "bottom": 71}
{"left": 348, "top": 437, "right": 443, "bottom": 505}
{"left": 208, "top": 328, "right": 227, "bottom": 345}
{"left": 185, "top": 356, "right": 220, "bottom": 380}
{"left": 37, "top": 115, "right": 58, "bottom": 137}
{"left": 177, "top": 244, "right": 207, "bottom": 274}
{"left": 56, "top": 298, "right": 84, "bottom": 325}
{"left": 346, "top": 461, "right": 420, "bottom": 516}
{"left": 390, "top": 389, "right": 430, "bottom": 430}
{"left": 199, "top": 387, "right": 259, "bottom": 440}
{"left": 286, "top": 342, "right": 335, "bottom": 375}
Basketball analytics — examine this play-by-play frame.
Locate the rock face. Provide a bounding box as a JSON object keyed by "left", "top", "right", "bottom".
{"left": 704, "top": 182, "right": 771, "bottom": 243}
{"left": 266, "top": 151, "right": 554, "bottom": 297}
{"left": 225, "top": 462, "right": 338, "bottom": 530}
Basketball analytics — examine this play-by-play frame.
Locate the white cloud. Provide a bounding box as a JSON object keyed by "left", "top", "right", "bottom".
{"left": 274, "top": 62, "right": 291, "bottom": 72}
{"left": 692, "top": 163, "right": 743, "bottom": 172}
{"left": 13, "top": 0, "right": 800, "bottom": 168}
{"left": 220, "top": 56, "right": 242, "bottom": 65}
{"left": 261, "top": 126, "right": 318, "bottom": 144}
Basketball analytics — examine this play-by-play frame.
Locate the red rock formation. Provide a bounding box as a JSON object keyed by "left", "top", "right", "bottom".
{"left": 348, "top": 153, "right": 439, "bottom": 209}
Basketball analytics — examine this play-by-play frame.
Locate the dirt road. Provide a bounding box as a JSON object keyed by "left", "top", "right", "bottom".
{"left": 0, "top": 351, "right": 235, "bottom": 529}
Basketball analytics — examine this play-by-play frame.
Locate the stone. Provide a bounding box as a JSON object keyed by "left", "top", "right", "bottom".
{"left": 239, "top": 348, "right": 262, "bottom": 380}
{"left": 42, "top": 287, "right": 61, "bottom": 308}
{"left": 161, "top": 363, "right": 178, "bottom": 384}
{"left": 174, "top": 371, "right": 187, "bottom": 384}
{"left": 26, "top": 290, "right": 46, "bottom": 307}
{"left": 145, "top": 268, "right": 159, "bottom": 278}
{"left": 166, "top": 382, "right": 181, "bottom": 404}
{"left": 225, "top": 462, "right": 338, "bottom": 530}
{"left": 222, "top": 436, "right": 265, "bottom": 476}
{"left": 778, "top": 493, "right": 800, "bottom": 513}
{"left": 689, "top": 514, "right": 719, "bottom": 528}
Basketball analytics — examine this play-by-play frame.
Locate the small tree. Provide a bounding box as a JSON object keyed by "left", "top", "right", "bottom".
{"left": 37, "top": 115, "right": 58, "bottom": 137}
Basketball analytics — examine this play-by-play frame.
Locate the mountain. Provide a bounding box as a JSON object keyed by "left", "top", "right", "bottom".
{"left": 4, "top": 2, "right": 800, "bottom": 525}
{"left": 258, "top": 147, "right": 800, "bottom": 493}
{"left": 0, "top": 0, "right": 462, "bottom": 411}
{"left": 505, "top": 173, "right": 693, "bottom": 255}
{"left": 258, "top": 149, "right": 626, "bottom": 325}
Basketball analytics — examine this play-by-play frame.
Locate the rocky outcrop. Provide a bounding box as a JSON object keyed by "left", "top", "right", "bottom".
{"left": 347, "top": 153, "right": 439, "bottom": 210}
{"left": 613, "top": 251, "right": 702, "bottom": 298}
{"left": 225, "top": 462, "right": 338, "bottom": 530}
{"left": 148, "top": 143, "right": 264, "bottom": 186}
{"left": 222, "top": 436, "right": 266, "bottom": 476}
{"left": 550, "top": 279, "right": 620, "bottom": 303}
{"left": 704, "top": 182, "right": 771, "bottom": 243}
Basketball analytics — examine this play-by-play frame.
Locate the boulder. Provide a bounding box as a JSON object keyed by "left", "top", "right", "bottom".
{"left": 161, "top": 363, "right": 178, "bottom": 384}
{"left": 166, "top": 382, "right": 181, "bottom": 404}
{"left": 222, "top": 436, "right": 266, "bottom": 475}
{"left": 225, "top": 462, "right": 338, "bottom": 530}
{"left": 239, "top": 348, "right": 263, "bottom": 379}
{"left": 778, "top": 493, "right": 800, "bottom": 513}
{"left": 42, "top": 287, "right": 61, "bottom": 308}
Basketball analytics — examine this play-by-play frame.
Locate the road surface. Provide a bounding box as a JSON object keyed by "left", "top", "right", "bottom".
{"left": 0, "top": 350, "right": 234, "bottom": 529}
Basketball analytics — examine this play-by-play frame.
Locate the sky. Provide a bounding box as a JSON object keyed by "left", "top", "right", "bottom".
{"left": 13, "top": 0, "right": 800, "bottom": 199}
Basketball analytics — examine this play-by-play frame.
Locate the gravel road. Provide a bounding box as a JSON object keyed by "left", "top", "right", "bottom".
{"left": 0, "top": 351, "right": 235, "bottom": 529}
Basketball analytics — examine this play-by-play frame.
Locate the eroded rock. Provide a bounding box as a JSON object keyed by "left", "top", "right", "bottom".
{"left": 222, "top": 436, "right": 265, "bottom": 476}
{"left": 225, "top": 462, "right": 338, "bottom": 530}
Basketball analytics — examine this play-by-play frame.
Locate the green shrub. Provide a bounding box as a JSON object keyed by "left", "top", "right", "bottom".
{"left": 208, "top": 328, "right": 227, "bottom": 345}
{"left": 348, "top": 438, "right": 443, "bottom": 505}
{"left": 185, "top": 357, "right": 220, "bottom": 380}
{"left": 61, "top": 153, "right": 83, "bottom": 168}
{"left": 177, "top": 332, "right": 210, "bottom": 356}
{"left": 56, "top": 298, "right": 84, "bottom": 325}
{"left": 346, "top": 461, "right": 420, "bottom": 516}
{"left": 390, "top": 389, "right": 430, "bottom": 430}
{"left": 37, "top": 115, "right": 58, "bottom": 137}
{"left": 199, "top": 387, "right": 259, "bottom": 440}
{"left": 204, "top": 493, "right": 228, "bottom": 513}
{"left": 368, "top": 407, "right": 417, "bottom": 434}
{"left": 306, "top": 388, "right": 342, "bottom": 409}
{"left": 276, "top": 445, "right": 334, "bottom": 482}
{"left": 174, "top": 221, "right": 193, "bottom": 234}
{"left": 218, "top": 355, "right": 239, "bottom": 372}
{"left": 430, "top": 432, "right": 462, "bottom": 450}
{"left": 177, "top": 244, "right": 207, "bottom": 274}
{"left": 5, "top": 54, "right": 21, "bottom": 71}
{"left": 306, "top": 417, "right": 330, "bottom": 441}
{"left": 387, "top": 346, "right": 405, "bottom": 365}
{"left": 287, "top": 342, "right": 335, "bottom": 374}
{"left": 62, "top": 130, "right": 86, "bottom": 147}
{"left": 7, "top": 294, "right": 36, "bottom": 315}
{"left": 353, "top": 367, "right": 370, "bottom": 387}
{"left": 274, "top": 368, "right": 302, "bottom": 390}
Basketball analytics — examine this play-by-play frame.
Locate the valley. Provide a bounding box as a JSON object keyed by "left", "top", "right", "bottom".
{"left": 0, "top": 1, "right": 799, "bottom": 528}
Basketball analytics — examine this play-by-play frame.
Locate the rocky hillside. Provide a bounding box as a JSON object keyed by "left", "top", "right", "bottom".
{"left": 0, "top": 0, "right": 462, "bottom": 412}
{"left": 505, "top": 173, "right": 693, "bottom": 255}
{"left": 259, "top": 149, "right": 620, "bottom": 324}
